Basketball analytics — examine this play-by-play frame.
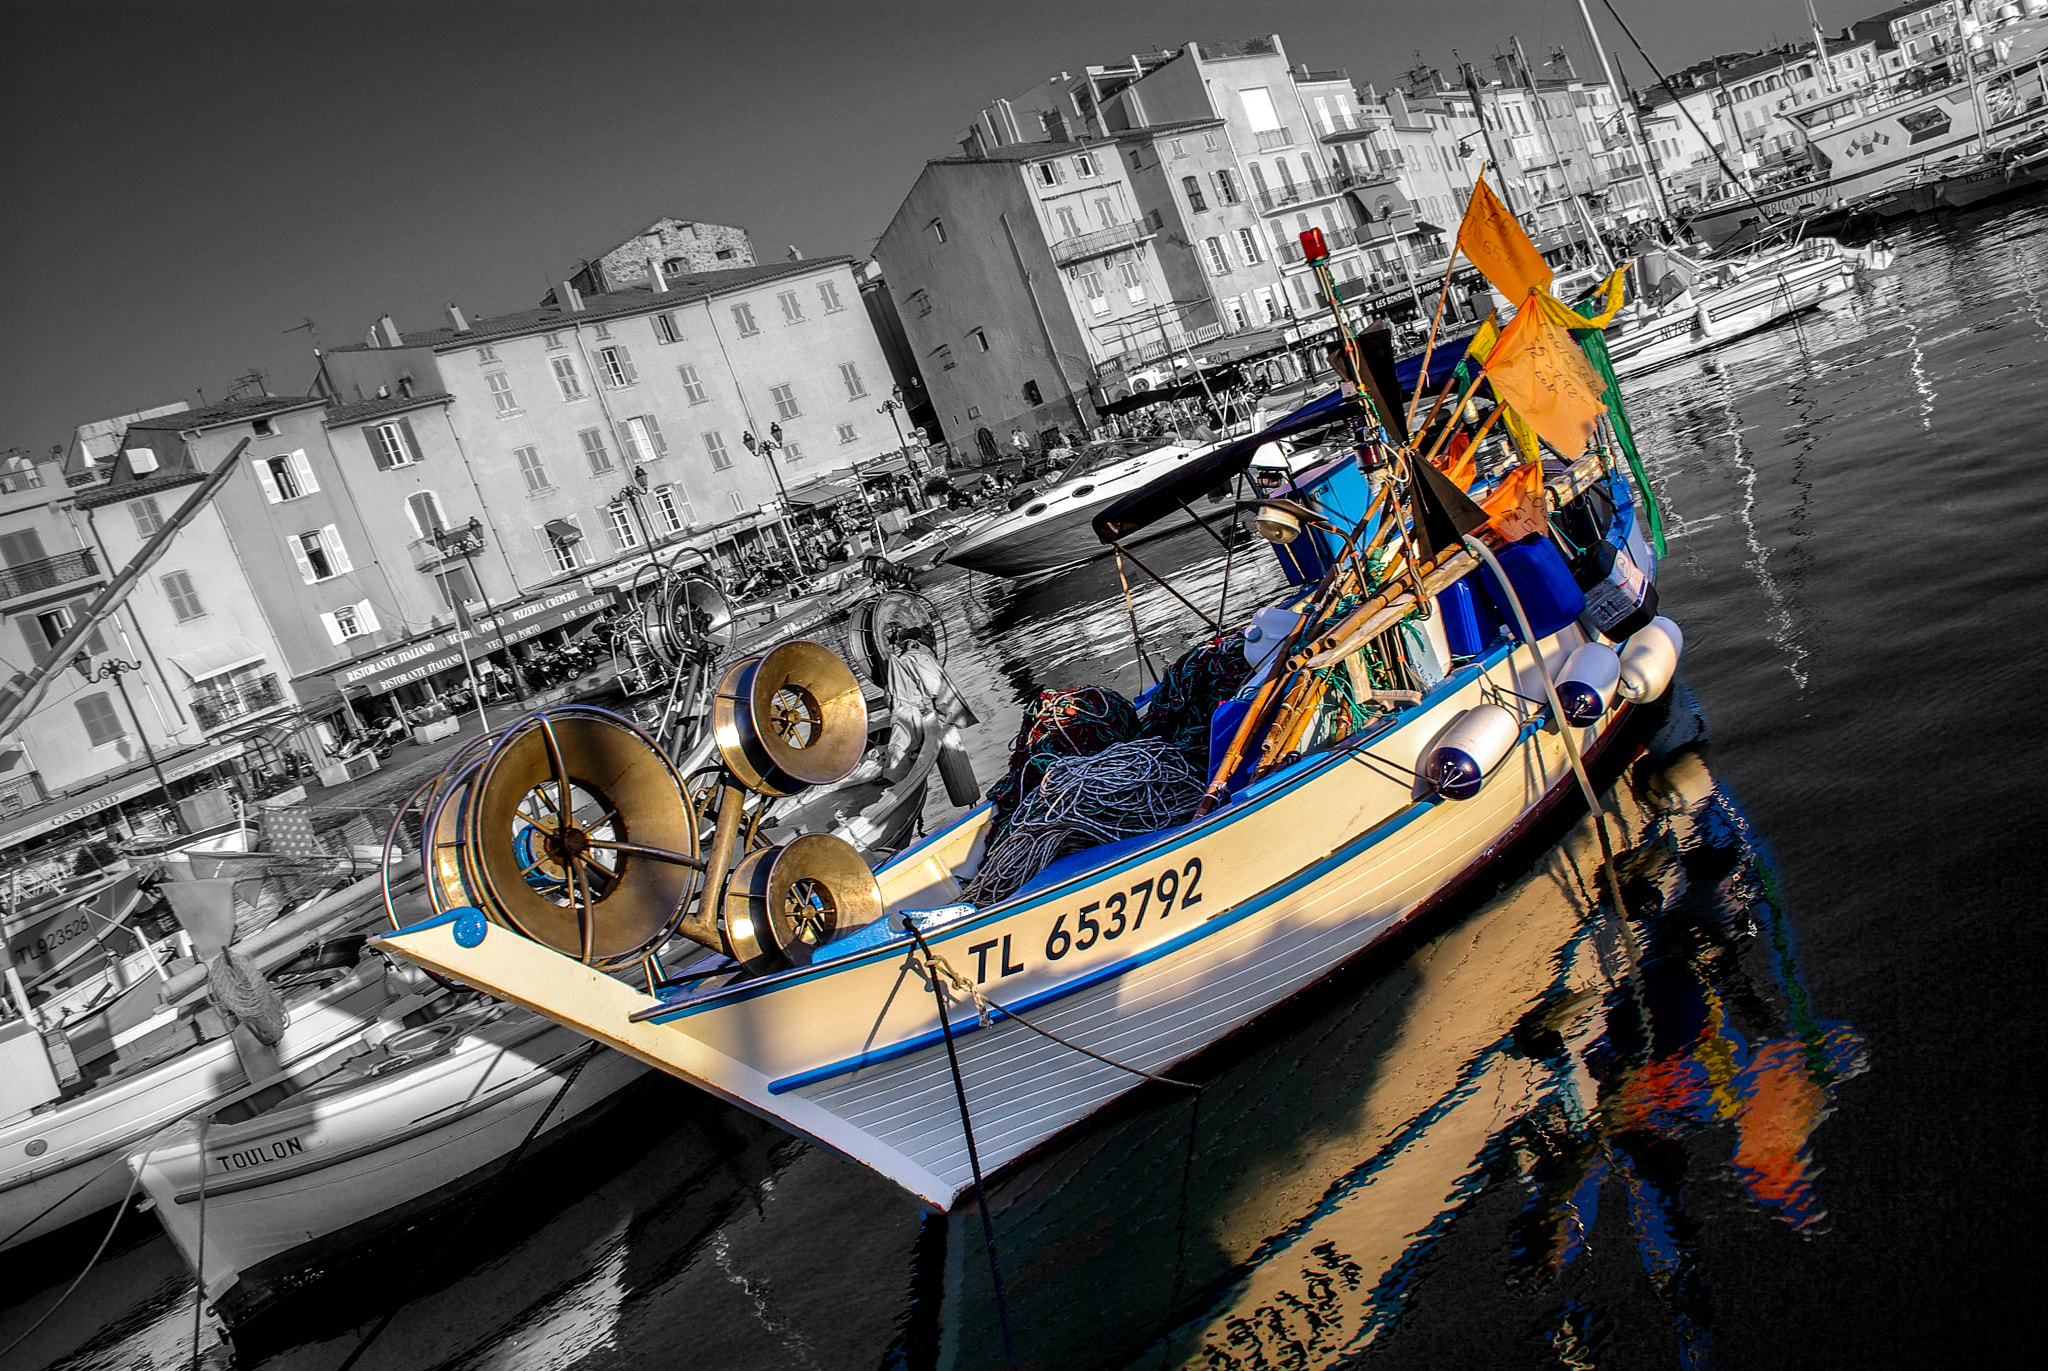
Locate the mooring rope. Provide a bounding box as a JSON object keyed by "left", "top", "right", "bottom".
{"left": 906, "top": 941, "right": 1198, "bottom": 1091}
{"left": 898, "top": 921, "right": 1017, "bottom": 1368}
{"left": 0, "top": 1131, "right": 165, "bottom": 1363}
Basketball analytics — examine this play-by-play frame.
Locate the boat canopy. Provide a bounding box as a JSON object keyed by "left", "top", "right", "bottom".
{"left": 1091, "top": 388, "right": 1356, "bottom": 542}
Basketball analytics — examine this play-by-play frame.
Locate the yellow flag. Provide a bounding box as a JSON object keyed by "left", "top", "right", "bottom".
{"left": 1464, "top": 312, "right": 1500, "bottom": 361}
{"left": 1501, "top": 402, "right": 1543, "bottom": 467}
{"left": 1531, "top": 266, "right": 1628, "bottom": 331}
{"left": 1481, "top": 299, "right": 1609, "bottom": 457}
{"left": 1456, "top": 180, "right": 1552, "bottom": 306}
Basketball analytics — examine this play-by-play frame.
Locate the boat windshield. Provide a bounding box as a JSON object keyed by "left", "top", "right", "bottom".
{"left": 1053, "top": 439, "right": 1176, "bottom": 485}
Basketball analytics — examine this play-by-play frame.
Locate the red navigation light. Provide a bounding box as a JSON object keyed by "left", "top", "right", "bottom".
{"left": 1299, "top": 227, "right": 1329, "bottom": 262}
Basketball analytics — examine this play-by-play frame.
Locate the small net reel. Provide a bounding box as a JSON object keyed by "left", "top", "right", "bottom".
{"left": 463, "top": 708, "right": 701, "bottom": 966}
{"left": 647, "top": 576, "right": 735, "bottom": 674}
{"left": 719, "top": 832, "right": 884, "bottom": 973}
{"left": 852, "top": 591, "right": 948, "bottom": 686}
{"left": 712, "top": 640, "right": 868, "bottom": 797}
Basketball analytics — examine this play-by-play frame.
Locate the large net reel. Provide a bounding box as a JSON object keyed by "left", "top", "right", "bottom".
{"left": 852, "top": 590, "right": 948, "bottom": 686}
{"left": 410, "top": 641, "right": 890, "bottom": 977}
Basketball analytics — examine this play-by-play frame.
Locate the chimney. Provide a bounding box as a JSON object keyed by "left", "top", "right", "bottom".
{"left": 648, "top": 257, "right": 669, "bottom": 292}
{"left": 1495, "top": 52, "right": 1522, "bottom": 86}
{"left": 787, "top": 244, "right": 804, "bottom": 261}
{"left": 378, "top": 314, "right": 403, "bottom": 347}
{"left": 556, "top": 282, "right": 585, "bottom": 313}
{"left": 398, "top": 375, "right": 415, "bottom": 398}
{"left": 446, "top": 302, "right": 470, "bottom": 333}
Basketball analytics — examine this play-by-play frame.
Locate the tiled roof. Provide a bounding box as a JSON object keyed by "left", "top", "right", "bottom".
{"left": 324, "top": 392, "right": 452, "bottom": 428}
{"left": 328, "top": 257, "right": 853, "bottom": 355}
{"left": 75, "top": 467, "right": 206, "bottom": 510}
{"left": 935, "top": 119, "right": 1224, "bottom": 167}
{"left": 142, "top": 394, "right": 325, "bottom": 431}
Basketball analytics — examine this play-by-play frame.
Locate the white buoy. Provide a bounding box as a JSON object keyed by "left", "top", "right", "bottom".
{"left": 1617, "top": 617, "right": 1684, "bottom": 702}
{"left": 1427, "top": 703, "right": 1523, "bottom": 800}
{"left": 1556, "top": 642, "right": 1623, "bottom": 725}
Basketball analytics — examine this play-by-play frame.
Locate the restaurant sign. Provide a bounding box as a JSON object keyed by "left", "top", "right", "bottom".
{"left": 329, "top": 588, "right": 603, "bottom": 696}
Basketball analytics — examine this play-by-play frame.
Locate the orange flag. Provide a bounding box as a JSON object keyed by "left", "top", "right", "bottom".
{"left": 1481, "top": 460, "right": 1546, "bottom": 542}
{"left": 1456, "top": 179, "right": 1552, "bottom": 306}
{"left": 1480, "top": 300, "right": 1608, "bottom": 458}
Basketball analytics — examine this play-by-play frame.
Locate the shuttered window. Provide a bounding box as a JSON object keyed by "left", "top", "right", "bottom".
{"left": 162, "top": 570, "right": 204, "bottom": 621}
{"left": 75, "top": 692, "right": 124, "bottom": 746}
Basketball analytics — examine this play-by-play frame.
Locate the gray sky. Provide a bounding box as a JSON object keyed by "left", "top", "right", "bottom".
{"left": 1, "top": 0, "right": 1851, "bottom": 454}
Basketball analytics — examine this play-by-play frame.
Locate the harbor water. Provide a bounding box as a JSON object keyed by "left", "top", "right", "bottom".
{"left": 7, "top": 200, "right": 2047, "bottom": 1370}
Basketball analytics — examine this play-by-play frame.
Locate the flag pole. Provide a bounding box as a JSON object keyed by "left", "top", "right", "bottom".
{"left": 1406, "top": 161, "right": 1488, "bottom": 432}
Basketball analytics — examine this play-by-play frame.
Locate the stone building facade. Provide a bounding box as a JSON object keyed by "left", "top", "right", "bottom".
{"left": 567, "top": 218, "right": 756, "bottom": 297}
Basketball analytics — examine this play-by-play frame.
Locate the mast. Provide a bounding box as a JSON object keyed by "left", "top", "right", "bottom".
{"left": 1576, "top": 0, "right": 1675, "bottom": 224}
{"left": 1514, "top": 34, "right": 1618, "bottom": 273}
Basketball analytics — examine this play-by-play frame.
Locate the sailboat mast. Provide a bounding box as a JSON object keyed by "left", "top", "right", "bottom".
{"left": 1574, "top": 0, "right": 1674, "bottom": 224}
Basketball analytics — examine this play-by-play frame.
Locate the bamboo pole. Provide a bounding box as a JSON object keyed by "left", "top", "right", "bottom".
{"left": 1406, "top": 162, "right": 1486, "bottom": 432}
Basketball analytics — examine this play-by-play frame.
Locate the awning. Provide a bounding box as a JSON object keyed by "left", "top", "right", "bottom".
{"left": 167, "top": 636, "right": 264, "bottom": 681}
{"left": 320, "top": 587, "right": 607, "bottom": 696}
{"left": 784, "top": 476, "right": 865, "bottom": 510}
{"left": 0, "top": 739, "right": 247, "bottom": 848}
{"left": 542, "top": 518, "right": 582, "bottom": 544}
{"left": 1096, "top": 367, "right": 1247, "bottom": 417}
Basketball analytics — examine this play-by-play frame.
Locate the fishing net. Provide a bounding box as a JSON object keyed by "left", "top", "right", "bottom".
{"left": 983, "top": 687, "right": 1143, "bottom": 847}
{"left": 1144, "top": 631, "right": 1251, "bottom": 770}
{"left": 963, "top": 739, "right": 1205, "bottom": 907}
{"left": 207, "top": 947, "right": 289, "bottom": 1046}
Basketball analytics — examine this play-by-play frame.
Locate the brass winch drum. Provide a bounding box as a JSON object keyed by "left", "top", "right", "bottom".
{"left": 712, "top": 640, "right": 868, "bottom": 797}
{"left": 719, "top": 832, "right": 885, "bottom": 973}
{"left": 464, "top": 708, "right": 699, "bottom": 965}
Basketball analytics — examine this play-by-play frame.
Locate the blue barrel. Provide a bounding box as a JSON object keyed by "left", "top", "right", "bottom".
{"left": 1480, "top": 537, "right": 1588, "bottom": 642}
{"left": 1438, "top": 577, "right": 1505, "bottom": 658}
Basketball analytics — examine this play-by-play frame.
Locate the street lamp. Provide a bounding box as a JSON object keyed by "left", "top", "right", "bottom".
{"left": 740, "top": 425, "right": 802, "bottom": 567}
{"left": 613, "top": 465, "right": 666, "bottom": 574}
{"left": 430, "top": 515, "right": 524, "bottom": 702}
{"left": 877, "top": 388, "right": 928, "bottom": 513}
{"left": 72, "top": 650, "right": 181, "bottom": 834}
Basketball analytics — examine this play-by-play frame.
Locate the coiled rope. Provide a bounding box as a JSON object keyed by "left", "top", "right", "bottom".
{"left": 963, "top": 740, "right": 1205, "bottom": 907}
{"left": 205, "top": 947, "right": 288, "bottom": 1046}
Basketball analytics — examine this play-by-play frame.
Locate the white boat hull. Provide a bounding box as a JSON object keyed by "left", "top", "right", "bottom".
{"left": 1608, "top": 247, "right": 1852, "bottom": 379}
{"left": 0, "top": 963, "right": 394, "bottom": 1252}
{"left": 129, "top": 1010, "right": 647, "bottom": 1324}
{"left": 382, "top": 623, "right": 1647, "bottom": 1212}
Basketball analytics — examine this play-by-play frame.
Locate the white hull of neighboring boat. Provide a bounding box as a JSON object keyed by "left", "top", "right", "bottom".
{"left": 130, "top": 1011, "right": 648, "bottom": 1321}
{"left": 0, "top": 962, "right": 394, "bottom": 1252}
{"left": 383, "top": 620, "right": 1647, "bottom": 1213}
{"left": 1687, "top": 45, "right": 2048, "bottom": 248}
{"left": 945, "top": 444, "right": 1216, "bottom": 578}
{"left": 1607, "top": 245, "right": 1852, "bottom": 379}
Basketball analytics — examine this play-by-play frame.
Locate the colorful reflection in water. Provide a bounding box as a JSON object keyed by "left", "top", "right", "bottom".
{"left": 933, "top": 734, "right": 1867, "bottom": 1371}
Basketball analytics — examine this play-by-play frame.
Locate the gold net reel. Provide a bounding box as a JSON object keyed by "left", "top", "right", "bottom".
{"left": 719, "top": 832, "right": 884, "bottom": 974}
{"left": 464, "top": 708, "right": 702, "bottom": 966}
{"left": 712, "top": 640, "right": 867, "bottom": 797}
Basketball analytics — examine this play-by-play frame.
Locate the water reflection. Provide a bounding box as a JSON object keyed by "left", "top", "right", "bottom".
{"left": 925, "top": 733, "right": 1865, "bottom": 1371}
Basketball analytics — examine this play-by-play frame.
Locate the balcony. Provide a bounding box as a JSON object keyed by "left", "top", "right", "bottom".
{"left": 1253, "top": 175, "right": 1349, "bottom": 215}
{"left": 1255, "top": 127, "right": 1296, "bottom": 151}
{"left": 191, "top": 673, "right": 284, "bottom": 732}
{"left": 0, "top": 549, "right": 99, "bottom": 604}
{"left": 1049, "top": 219, "right": 1153, "bottom": 266}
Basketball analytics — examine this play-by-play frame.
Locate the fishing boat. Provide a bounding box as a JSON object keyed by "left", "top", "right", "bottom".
{"left": 370, "top": 184, "right": 1685, "bottom": 1224}
{"left": 376, "top": 435, "right": 1681, "bottom": 1220}
{"left": 1603, "top": 237, "right": 1854, "bottom": 378}
{"left": 0, "top": 870, "right": 410, "bottom": 1254}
